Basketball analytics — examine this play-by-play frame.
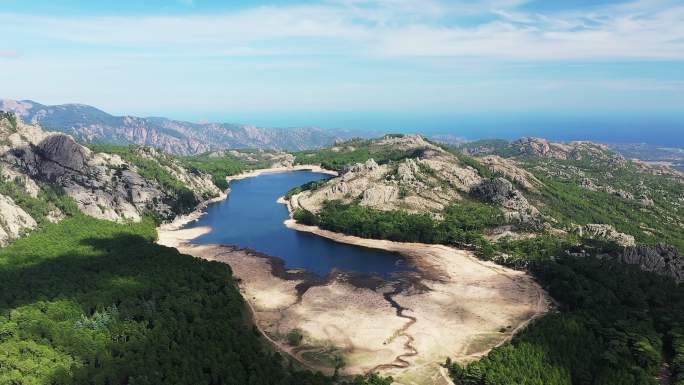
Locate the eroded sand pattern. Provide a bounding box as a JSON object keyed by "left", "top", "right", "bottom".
{"left": 159, "top": 228, "right": 548, "bottom": 385}
{"left": 157, "top": 168, "right": 549, "bottom": 385}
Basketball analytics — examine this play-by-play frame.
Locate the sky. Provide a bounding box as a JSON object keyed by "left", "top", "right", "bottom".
{"left": 1, "top": 0, "right": 683, "bottom": 143}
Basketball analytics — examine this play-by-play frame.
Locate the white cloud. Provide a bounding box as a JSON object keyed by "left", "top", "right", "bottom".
{"left": 0, "top": 0, "right": 682, "bottom": 60}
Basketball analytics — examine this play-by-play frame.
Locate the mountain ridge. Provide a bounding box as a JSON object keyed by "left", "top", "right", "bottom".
{"left": 0, "top": 99, "right": 363, "bottom": 155}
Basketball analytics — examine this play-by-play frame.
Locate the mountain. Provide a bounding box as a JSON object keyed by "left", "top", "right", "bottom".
{"left": 0, "top": 112, "right": 226, "bottom": 244}
{"left": 0, "top": 99, "right": 362, "bottom": 155}
{"left": 0, "top": 112, "right": 361, "bottom": 385}
{"left": 290, "top": 134, "right": 683, "bottom": 273}
{"left": 287, "top": 134, "right": 684, "bottom": 383}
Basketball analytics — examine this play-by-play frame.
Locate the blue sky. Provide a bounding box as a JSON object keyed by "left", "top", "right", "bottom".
{"left": 1, "top": 0, "right": 683, "bottom": 143}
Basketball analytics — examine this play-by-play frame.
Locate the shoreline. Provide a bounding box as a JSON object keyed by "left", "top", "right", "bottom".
{"left": 156, "top": 166, "right": 549, "bottom": 384}
{"left": 157, "top": 164, "right": 337, "bottom": 233}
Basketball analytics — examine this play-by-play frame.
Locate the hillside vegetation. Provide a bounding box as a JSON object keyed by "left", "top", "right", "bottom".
{"left": 0, "top": 114, "right": 395, "bottom": 385}
{"left": 287, "top": 134, "right": 684, "bottom": 385}
{"left": 293, "top": 136, "right": 422, "bottom": 171}
{"left": 0, "top": 214, "right": 392, "bottom": 385}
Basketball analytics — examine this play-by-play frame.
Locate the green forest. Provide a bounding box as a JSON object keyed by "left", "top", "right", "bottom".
{"left": 177, "top": 152, "right": 272, "bottom": 190}
{"left": 295, "top": 200, "right": 502, "bottom": 252}
{"left": 449, "top": 245, "right": 684, "bottom": 385}
{"left": 0, "top": 213, "right": 393, "bottom": 385}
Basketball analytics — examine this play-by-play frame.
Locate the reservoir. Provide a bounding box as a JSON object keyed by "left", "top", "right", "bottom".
{"left": 185, "top": 170, "right": 414, "bottom": 277}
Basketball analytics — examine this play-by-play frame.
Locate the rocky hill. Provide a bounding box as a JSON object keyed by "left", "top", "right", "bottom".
{"left": 0, "top": 99, "right": 362, "bottom": 155}
{"left": 289, "top": 134, "right": 684, "bottom": 280}
{"left": 0, "top": 113, "right": 222, "bottom": 245}
{"left": 291, "top": 135, "right": 540, "bottom": 225}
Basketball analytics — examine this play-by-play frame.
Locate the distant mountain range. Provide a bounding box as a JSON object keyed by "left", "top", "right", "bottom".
{"left": 0, "top": 99, "right": 364, "bottom": 155}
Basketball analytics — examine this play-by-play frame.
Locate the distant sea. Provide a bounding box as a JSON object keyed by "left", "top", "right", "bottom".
{"left": 194, "top": 111, "right": 684, "bottom": 148}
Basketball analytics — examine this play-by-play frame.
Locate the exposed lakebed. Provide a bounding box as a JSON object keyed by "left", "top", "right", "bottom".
{"left": 184, "top": 170, "right": 414, "bottom": 278}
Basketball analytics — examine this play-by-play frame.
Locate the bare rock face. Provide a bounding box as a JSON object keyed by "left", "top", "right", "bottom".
{"left": 471, "top": 177, "right": 540, "bottom": 224}
{"left": 33, "top": 135, "right": 91, "bottom": 181}
{"left": 479, "top": 155, "right": 542, "bottom": 191}
{"left": 396, "top": 159, "right": 419, "bottom": 183}
{"left": 361, "top": 185, "right": 399, "bottom": 206}
{"left": 0, "top": 194, "right": 37, "bottom": 246}
{"left": 511, "top": 137, "right": 570, "bottom": 159}
{"left": 343, "top": 159, "right": 379, "bottom": 176}
{"left": 617, "top": 245, "right": 684, "bottom": 283}
{"left": 472, "top": 178, "right": 529, "bottom": 211}
{"left": 579, "top": 224, "right": 635, "bottom": 247}
{"left": 0, "top": 115, "right": 221, "bottom": 228}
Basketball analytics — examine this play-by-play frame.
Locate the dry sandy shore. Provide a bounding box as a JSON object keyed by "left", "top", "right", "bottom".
{"left": 157, "top": 166, "right": 550, "bottom": 385}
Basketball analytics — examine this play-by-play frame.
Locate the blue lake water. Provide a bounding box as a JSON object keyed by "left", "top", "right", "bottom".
{"left": 185, "top": 170, "right": 414, "bottom": 277}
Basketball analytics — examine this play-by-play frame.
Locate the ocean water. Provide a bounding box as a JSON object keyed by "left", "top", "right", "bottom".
{"left": 184, "top": 170, "right": 414, "bottom": 277}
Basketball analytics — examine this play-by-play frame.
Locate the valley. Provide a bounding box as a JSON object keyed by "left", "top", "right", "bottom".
{"left": 157, "top": 169, "right": 547, "bottom": 384}
{"left": 0, "top": 112, "right": 683, "bottom": 385}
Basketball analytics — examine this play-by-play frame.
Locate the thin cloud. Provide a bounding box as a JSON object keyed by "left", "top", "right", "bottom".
{"left": 0, "top": 50, "right": 19, "bottom": 58}
{"left": 0, "top": 0, "right": 682, "bottom": 61}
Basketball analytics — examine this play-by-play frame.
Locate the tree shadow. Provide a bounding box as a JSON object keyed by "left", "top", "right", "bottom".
{"left": 0, "top": 230, "right": 331, "bottom": 385}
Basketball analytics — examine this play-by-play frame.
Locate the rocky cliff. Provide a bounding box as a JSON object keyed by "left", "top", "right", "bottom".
{"left": 616, "top": 245, "right": 684, "bottom": 282}
{"left": 0, "top": 113, "right": 221, "bottom": 244}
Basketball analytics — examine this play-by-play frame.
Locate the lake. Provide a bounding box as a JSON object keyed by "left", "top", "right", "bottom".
{"left": 185, "top": 170, "right": 414, "bottom": 277}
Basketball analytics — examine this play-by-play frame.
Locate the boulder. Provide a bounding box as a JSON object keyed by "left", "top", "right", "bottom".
{"left": 0, "top": 194, "right": 37, "bottom": 246}
{"left": 579, "top": 224, "right": 635, "bottom": 247}
{"left": 617, "top": 245, "right": 684, "bottom": 282}
{"left": 472, "top": 177, "right": 531, "bottom": 212}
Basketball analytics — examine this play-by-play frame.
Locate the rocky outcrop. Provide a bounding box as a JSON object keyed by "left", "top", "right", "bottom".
{"left": 478, "top": 155, "right": 542, "bottom": 191}
{"left": 292, "top": 135, "right": 482, "bottom": 215}
{"left": 290, "top": 135, "right": 544, "bottom": 226}
{"left": 361, "top": 185, "right": 400, "bottom": 206}
{"left": 507, "top": 137, "right": 626, "bottom": 166}
{"left": 471, "top": 178, "right": 539, "bottom": 223}
{"left": 578, "top": 224, "right": 635, "bottom": 247}
{"left": 616, "top": 245, "right": 684, "bottom": 282}
{"left": 342, "top": 159, "right": 379, "bottom": 176}
{"left": 0, "top": 194, "right": 37, "bottom": 246}
{"left": 0, "top": 114, "right": 221, "bottom": 231}
{"left": 580, "top": 178, "right": 635, "bottom": 200}
{"left": 511, "top": 137, "right": 574, "bottom": 160}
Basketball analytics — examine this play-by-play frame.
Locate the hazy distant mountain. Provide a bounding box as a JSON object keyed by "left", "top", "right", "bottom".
{"left": 607, "top": 143, "right": 684, "bottom": 171}
{"left": 0, "top": 99, "right": 362, "bottom": 155}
